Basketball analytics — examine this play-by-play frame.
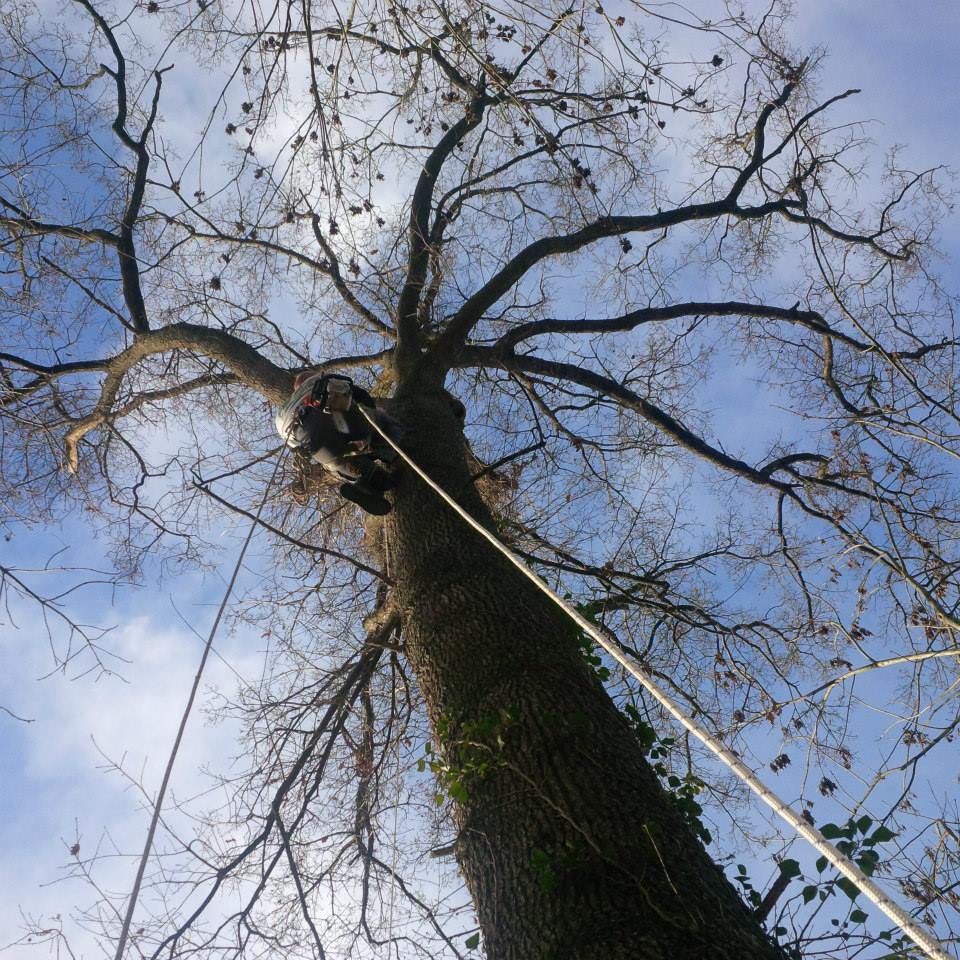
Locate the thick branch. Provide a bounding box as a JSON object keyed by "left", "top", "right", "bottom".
{"left": 60, "top": 322, "right": 293, "bottom": 471}
{"left": 494, "top": 299, "right": 871, "bottom": 355}
{"left": 460, "top": 345, "right": 793, "bottom": 492}
{"left": 461, "top": 345, "right": 960, "bottom": 631}
{"left": 395, "top": 91, "right": 491, "bottom": 365}
{"left": 73, "top": 0, "right": 167, "bottom": 333}
{"left": 427, "top": 197, "right": 798, "bottom": 376}
{"left": 728, "top": 78, "right": 799, "bottom": 198}
{"left": 1, "top": 352, "right": 109, "bottom": 407}
{"left": 63, "top": 373, "right": 240, "bottom": 469}
{"left": 0, "top": 195, "right": 119, "bottom": 247}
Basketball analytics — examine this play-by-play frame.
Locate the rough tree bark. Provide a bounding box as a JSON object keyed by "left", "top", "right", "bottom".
{"left": 384, "top": 387, "right": 784, "bottom": 960}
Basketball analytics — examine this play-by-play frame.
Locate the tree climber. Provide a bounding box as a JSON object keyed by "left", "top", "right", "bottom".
{"left": 276, "top": 372, "right": 403, "bottom": 515}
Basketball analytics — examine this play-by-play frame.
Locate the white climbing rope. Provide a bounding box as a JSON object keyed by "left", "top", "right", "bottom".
{"left": 358, "top": 406, "right": 953, "bottom": 960}
{"left": 113, "top": 454, "right": 282, "bottom": 960}
{"left": 386, "top": 722, "right": 402, "bottom": 959}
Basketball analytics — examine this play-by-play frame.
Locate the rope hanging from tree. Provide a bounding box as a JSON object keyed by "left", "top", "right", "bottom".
{"left": 358, "top": 406, "right": 952, "bottom": 960}
{"left": 113, "top": 453, "right": 282, "bottom": 960}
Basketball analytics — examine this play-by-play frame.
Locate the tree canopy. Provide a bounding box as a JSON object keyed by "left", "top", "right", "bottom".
{"left": 2, "top": 1, "right": 959, "bottom": 958}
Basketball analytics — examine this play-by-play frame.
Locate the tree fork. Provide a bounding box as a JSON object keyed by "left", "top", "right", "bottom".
{"left": 384, "top": 390, "right": 785, "bottom": 960}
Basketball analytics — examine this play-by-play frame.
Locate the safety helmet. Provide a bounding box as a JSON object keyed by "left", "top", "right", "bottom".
{"left": 275, "top": 373, "right": 326, "bottom": 447}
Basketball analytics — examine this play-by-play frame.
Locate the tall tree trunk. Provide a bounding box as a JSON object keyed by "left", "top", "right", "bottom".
{"left": 385, "top": 391, "right": 785, "bottom": 960}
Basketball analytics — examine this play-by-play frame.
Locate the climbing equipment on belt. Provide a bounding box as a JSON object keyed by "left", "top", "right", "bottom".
{"left": 275, "top": 373, "right": 365, "bottom": 447}
{"left": 322, "top": 376, "right": 353, "bottom": 433}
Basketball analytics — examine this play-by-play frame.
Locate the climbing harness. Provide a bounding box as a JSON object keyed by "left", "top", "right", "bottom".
{"left": 356, "top": 405, "right": 952, "bottom": 960}
{"left": 113, "top": 454, "right": 282, "bottom": 960}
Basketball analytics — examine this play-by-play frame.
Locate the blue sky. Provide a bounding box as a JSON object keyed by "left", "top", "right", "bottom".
{"left": 2, "top": 1, "right": 960, "bottom": 958}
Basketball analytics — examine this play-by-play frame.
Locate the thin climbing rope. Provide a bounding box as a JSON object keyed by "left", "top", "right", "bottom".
{"left": 358, "top": 406, "right": 953, "bottom": 960}
{"left": 113, "top": 454, "right": 282, "bottom": 960}
{"left": 386, "top": 714, "right": 402, "bottom": 958}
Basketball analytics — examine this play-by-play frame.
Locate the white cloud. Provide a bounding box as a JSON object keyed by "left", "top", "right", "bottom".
{"left": 0, "top": 581, "right": 269, "bottom": 956}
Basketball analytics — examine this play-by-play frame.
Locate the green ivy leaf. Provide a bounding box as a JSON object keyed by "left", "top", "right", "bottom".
{"left": 465, "top": 932, "right": 480, "bottom": 949}
{"left": 778, "top": 858, "right": 802, "bottom": 879}
{"left": 448, "top": 781, "right": 469, "bottom": 804}
{"left": 836, "top": 877, "right": 860, "bottom": 901}
{"left": 820, "top": 823, "right": 844, "bottom": 840}
{"left": 869, "top": 825, "right": 897, "bottom": 844}
{"left": 815, "top": 855, "right": 828, "bottom": 873}
{"left": 802, "top": 884, "right": 818, "bottom": 904}
{"left": 855, "top": 815, "right": 873, "bottom": 835}
{"left": 850, "top": 909, "right": 868, "bottom": 924}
